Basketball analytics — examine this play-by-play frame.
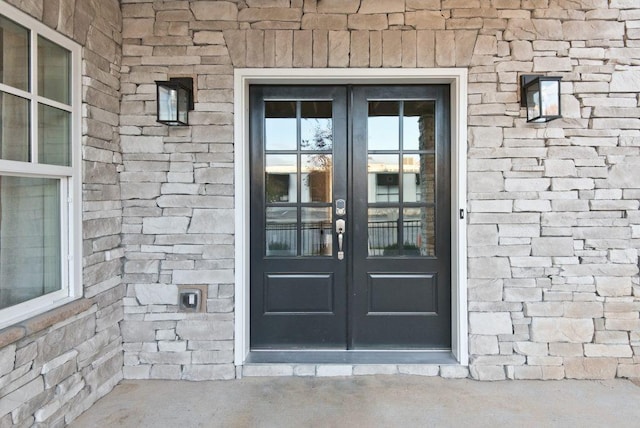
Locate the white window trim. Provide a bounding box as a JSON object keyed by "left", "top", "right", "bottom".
{"left": 0, "top": 1, "right": 82, "bottom": 330}
{"left": 234, "top": 68, "right": 468, "bottom": 366}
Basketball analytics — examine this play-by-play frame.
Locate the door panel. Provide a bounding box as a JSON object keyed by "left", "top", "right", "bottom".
{"left": 250, "top": 86, "right": 347, "bottom": 349}
{"left": 351, "top": 86, "right": 451, "bottom": 349}
{"left": 250, "top": 85, "right": 451, "bottom": 351}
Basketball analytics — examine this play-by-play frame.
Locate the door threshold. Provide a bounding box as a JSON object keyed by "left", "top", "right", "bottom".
{"left": 246, "top": 350, "right": 457, "bottom": 365}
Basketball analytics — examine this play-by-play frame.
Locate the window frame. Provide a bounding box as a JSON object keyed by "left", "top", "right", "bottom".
{"left": 0, "top": 3, "right": 82, "bottom": 329}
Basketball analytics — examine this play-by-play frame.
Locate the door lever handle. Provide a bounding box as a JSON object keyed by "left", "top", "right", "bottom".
{"left": 336, "top": 219, "right": 345, "bottom": 260}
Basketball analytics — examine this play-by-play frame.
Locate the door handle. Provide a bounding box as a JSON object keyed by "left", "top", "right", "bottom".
{"left": 336, "top": 219, "right": 345, "bottom": 260}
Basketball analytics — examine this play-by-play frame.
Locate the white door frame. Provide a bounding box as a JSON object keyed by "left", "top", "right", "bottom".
{"left": 234, "top": 68, "right": 468, "bottom": 366}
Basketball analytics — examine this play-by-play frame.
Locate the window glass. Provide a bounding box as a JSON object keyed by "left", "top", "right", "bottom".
{"left": 0, "top": 92, "right": 30, "bottom": 162}
{"left": 38, "top": 36, "right": 71, "bottom": 104}
{"left": 0, "top": 16, "right": 29, "bottom": 91}
{"left": 38, "top": 103, "right": 70, "bottom": 166}
{"left": 0, "top": 176, "right": 61, "bottom": 309}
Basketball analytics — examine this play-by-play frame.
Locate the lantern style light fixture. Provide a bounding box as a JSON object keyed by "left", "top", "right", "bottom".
{"left": 520, "top": 75, "right": 562, "bottom": 123}
{"left": 156, "top": 77, "right": 194, "bottom": 126}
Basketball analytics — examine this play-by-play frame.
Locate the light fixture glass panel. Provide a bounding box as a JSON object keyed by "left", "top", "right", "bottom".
{"left": 158, "top": 85, "right": 177, "bottom": 122}
{"left": 177, "top": 86, "right": 189, "bottom": 124}
{"left": 526, "top": 81, "right": 540, "bottom": 122}
{"left": 541, "top": 79, "right": 560, "bottom": 117}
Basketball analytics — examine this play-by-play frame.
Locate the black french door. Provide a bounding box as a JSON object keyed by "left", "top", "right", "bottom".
{"left": 250, "top": 85, "right": 451, "bottom": 351}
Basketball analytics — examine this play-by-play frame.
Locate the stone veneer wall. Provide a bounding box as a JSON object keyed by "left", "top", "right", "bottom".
{"left": 120, "top": 0, "right": 640, "bottom": 381}
{"left": 0, "top": 0, "right": 124, "bottom": 425}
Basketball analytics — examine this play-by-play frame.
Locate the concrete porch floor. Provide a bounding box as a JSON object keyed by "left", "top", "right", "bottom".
{"left": 71, "top": 376, "right": 640, "bottom": 427}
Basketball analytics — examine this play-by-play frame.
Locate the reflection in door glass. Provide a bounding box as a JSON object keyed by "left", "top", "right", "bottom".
{"left": 266, "top": 207, "right": 297, "bottom": 256}
{"left": 301, "top": 207, "right": 332, "bottom": 256}
{"left": 266, "top": 154, "right": 297, "bottom": 203}
{"left": 403, "top": 101, "right": 435, "bottom": 151}
{"left": 301, "top": 101, "right": 333, "bottom": 150}
{"left": 265, "top": 101, "right": 296, "bottom": 150}
{"left": 368, "top": 155, "right": 399, "bottom": 203}
{"left": 301, "top": 154, "right": 332, "bottom": 202}
{"left": 368, "top": 101, "right": 399, "bottom": 151}
{"left": 404, "top": 207, "right": 435, "bottom": 256}
{"left": 367, "top": 208, "right": 399, "bottom": 256}
{"left": 403, "top": 154, "right": 435, "bottom": 202}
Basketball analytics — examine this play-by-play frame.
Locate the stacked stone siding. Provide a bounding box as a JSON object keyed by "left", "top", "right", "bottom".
{"left": 117, "top": 0, "right": 640, "bottom": 381}
{"left": 0, "top": 0, "right": 123, "bottom": 425}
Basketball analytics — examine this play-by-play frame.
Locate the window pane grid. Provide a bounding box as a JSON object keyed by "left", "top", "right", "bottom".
{"left": 0, "top": 7, "right": 77, "bottom": 323}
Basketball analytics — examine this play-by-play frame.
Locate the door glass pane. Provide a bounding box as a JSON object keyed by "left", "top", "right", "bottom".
{"left": 368, "top": 208, "right": 399, "bottom": 256}
{"left": 368, "top": 155, "right": 399, "bottom": 203}
{"left": 404, "top": 101, "right": 435, "bottom": 151}
{"left": 0, "top": 16, "right": 29, "bottom": 91}
{"left": 368, "top": 101, "right": 399, "bottom": 151}
{"left": 301, "top": 101, "right": 332, "bottom": 150}
{"left": 38, "top": 36, "right": 71, "bottom": 105}
{"left": 403, "top": 154, "right": 435, "bottom": 203}
{"left": 301, "top": 154, "right": 332, "bottom": 203}
{"left": 38, "top": 104, "right": 70, "bottom": 166}
{"left": 0, "top": 92, "right": 29, "bottom": 162}
{"left": 266, "top": 207, "right": 297, "bottom": 257}
{"left": 266, "top": 154, "right": 296, "bottom": 203}
{"left": 302, "top": 207, "right": 332, "bottom": 257}
{"left": 265, "top": 101, "right": 296, "bottom": 151}
{"left": 404, "top": 207, "right": 435, "bottom": 256}
{"left": 0, "top": 176, "right": 61, "bottom": 309}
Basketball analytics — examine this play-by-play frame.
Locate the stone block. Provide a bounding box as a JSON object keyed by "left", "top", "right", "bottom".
{"left": 563, "top": 21, "right": 625, "bottom": 41}
{"left": 0, "top": 344, "right": 16, "bottom": 377}
{"left": 360, "top": 0, "right": 405, "bottom": 13}
{"left": 564, "top": 357, "right": 617, "bottom": 380}
{"left": 470, "top": 365, "right": 506, "bottom": 381}
{"left": 242, "top": 364, "right": 294, "bottom": 377}
{"left": 596, "top": 277, "right": 632, "bottom": 297}
{"left": 406, "top": 11, "right": 445, "bottom": 29}
{"left": 121, "top": 321, "right": 156, "bottom": 342}
{"left": 191, "top": 2, "right": 238, "bottom": 21}
{"left": 382, "top": 31, "right": 402, "bottom": 67}
{"left": 563, "top": 302, "right": 603, "bottom": 319}
{"left": 348, "top": 14, "right": 388, "bottom": 30}
{"left": 0, "top": 377, "right": 44, "bottom": 416}
{"left": 182, "top": 364, "right": 235, "bottom": 380}
{"left": 530, "top": 318, "right": 594, "bottom": 343}
{"left": 188, "top": 209, "right": 234, "bottom": 234}
{"left": 317, "top": 0, "right": 360, "bottom": 13}
{"left": 328, "top": 30, "right": 349, "bottom": 67}
{"left": 468, "top": 171, "right": 504, "bottom": 193}
{"left": 353, "top": 365, "right": 398, "bottom": 375}
{"left": 468, "top": 225, "right": 499, "bottom": 246}
{"left": 316, "top": 365, "right": 353, "bottom": 377}
{"left": 440, "top": 365, "right": 469, "bottom": 379}
{"left": 135, "top": 284, "right": 178, "bottom": 305}
{"left": 617, "top": 364, "right": 640, "bottom": 378}
{"left": 469, "top": 257, "right": 511, "bottom": 279}
{"left": 468, "top": 279, "right": 503, "bottom": 302}
{"left": 398, "top": 365, "right": 440, "bottom": 376}
{"left": 176, "top": 320, "right": 233, "bottom": 340}
{"left": 584, "top": 344, "right": 632, "bottom": 358}
{"left": 469, "top": 312, "right": 513, "bottom": 335}
{"left": 470, "top": 335, "right": 499, "bottom": 355}
{"left": 142, "top": 217, "right": 189, "bottom": 235}
{"left": 531, "top": 237, "right": 574, "bottom": 256}
{"left": 514, "top": 342, "right": 548, "bottom": 356}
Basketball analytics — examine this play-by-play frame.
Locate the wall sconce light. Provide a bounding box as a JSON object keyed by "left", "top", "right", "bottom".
{"left": 156, "top": 77, "right": 194, "bottom": 126}
{"left": 520, "top": 75, "right": 562, "bottom": 123}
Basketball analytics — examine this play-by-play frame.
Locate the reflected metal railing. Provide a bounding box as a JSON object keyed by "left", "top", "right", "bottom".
{"left": 266, "top": 220, "right": 427, "bottom": 256}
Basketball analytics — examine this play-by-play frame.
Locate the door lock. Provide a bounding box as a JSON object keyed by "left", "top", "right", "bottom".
{"left": 336, "top": 199, "right": 346, "bottom": 216}
{"left": 336, "top": 219, "right": 345, "bottom": 260}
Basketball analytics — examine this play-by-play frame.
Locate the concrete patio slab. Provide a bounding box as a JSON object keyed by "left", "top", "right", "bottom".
{"left": 71, "top": 376, "right": 640, "bottom": 427}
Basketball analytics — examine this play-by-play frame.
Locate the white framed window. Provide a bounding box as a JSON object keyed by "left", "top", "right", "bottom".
{"left": 0, "top": 3, "right": 82, "bottom": 329}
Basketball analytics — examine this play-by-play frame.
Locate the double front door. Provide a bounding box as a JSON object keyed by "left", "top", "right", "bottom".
{"left": 250, "top": 85, "right": 451, "bottom": 351}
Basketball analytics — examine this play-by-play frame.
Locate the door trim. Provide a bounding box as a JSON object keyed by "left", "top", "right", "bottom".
{"left": 234, "top": 68, "right": 468, "bottom": 366}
